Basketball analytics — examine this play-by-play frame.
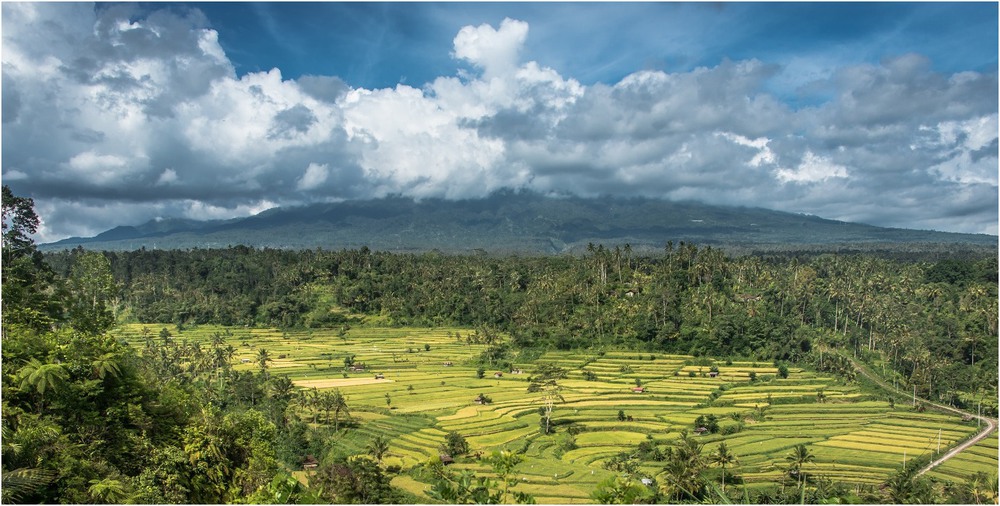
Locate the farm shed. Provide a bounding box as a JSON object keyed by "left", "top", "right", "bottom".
{"left": 302, "top": 455, "right": 319, "bottom": 470}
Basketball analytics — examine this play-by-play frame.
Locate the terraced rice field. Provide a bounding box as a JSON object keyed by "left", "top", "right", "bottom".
{"left": 114, "top": 323, "right": 994, "bottom": 502}
{"left": 927, "top": 432, "right": 999, "bottom": 482}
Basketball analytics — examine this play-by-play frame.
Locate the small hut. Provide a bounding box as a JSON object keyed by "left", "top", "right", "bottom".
{"left": 494, "top": 372, "right": 504, "bottom": 378}
{"left": 439, "top": 454, "right": 454, "bottom": 465}
{"left": 302, "top": 455, "right": 319, "bottom": 470}
{"left": 374, "top": 373, "right": 385, "bottom": 379}
{"left": 631, "top": 386, "right": 646, "bottom": 393}
{"left": 694, "top": 426, "right": 709, "bottom": 435}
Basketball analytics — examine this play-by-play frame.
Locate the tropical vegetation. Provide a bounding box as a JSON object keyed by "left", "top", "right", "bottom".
{"left": 3, "top": 185, "right": 996, "bottom": 503}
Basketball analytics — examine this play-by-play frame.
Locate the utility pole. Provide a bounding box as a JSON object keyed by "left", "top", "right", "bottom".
{"left": 912, "top": 385, "right": 916, "bottom": 408}
{"left": 936, "top": 429, "right": 941, "bottom": 453}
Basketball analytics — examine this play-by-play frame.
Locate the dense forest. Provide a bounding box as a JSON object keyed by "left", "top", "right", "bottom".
{"left": 40, "top": 239, "right": 999, "bottom": 411}
{"left": 3, "top": 185, "right": 998, "bottom": 503}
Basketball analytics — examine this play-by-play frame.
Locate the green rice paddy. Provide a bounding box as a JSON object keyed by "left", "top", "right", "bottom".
{"left": 113, "top": 323, "right": 995, "bottom": 502}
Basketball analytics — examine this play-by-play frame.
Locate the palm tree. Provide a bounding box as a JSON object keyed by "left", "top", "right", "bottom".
{"left": 785, "top": 444, "right": 815, "bottom": 489}
{"left": 710, "top": 442, "right": 738, "bottom": 492}
{"left": 257, "top": 348, "right": 271, "bottom": 381}
{"left": 88, "top": 477, "right": 129, "bottom": 503}
{"left": 17, "top": 358, "right": 68, "bottom": 410}
{"left": 661, "top": 432, "right": 706, "bottom": 502}
{"left": 91, "top": 352, "right": 122, "bottom": 380}
{"left": 298, "top": 387, "right": 320, "bottom": 423}
{"left": 366, "top": 435, "right": 390, "bottom": 463}
{"left": 1, "top": 425, "right": 55, "bottom": 503}
{"left": 2, "top": 468, "right": 55, "bottom": 503}
{"left": 328, "top": 389, "right": 349, "bottom": 430}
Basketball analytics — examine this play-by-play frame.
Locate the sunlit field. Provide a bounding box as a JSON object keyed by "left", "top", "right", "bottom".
{"left": 115, "top": 323, "right": 990, "bottom": 502}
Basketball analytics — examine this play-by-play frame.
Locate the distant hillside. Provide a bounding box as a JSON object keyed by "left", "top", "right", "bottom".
{"left": 40, "top": 191, "right": 997, "bottom": 254}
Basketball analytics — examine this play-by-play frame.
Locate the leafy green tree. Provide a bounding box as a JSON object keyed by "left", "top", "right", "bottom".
{"left": 694, "top": 414, "right": 719, "bottom": 434}
{"left": 0, "top": 422, "right": 56, "bottom": 504}
{"left": 603, "top": 452, "right": 641, "bottom": 476}
{"left": 2, "top": 185, "right": 58, "bottom": 330}
{"left": 489, "top": 450, "right": 534, "bottom": 503}
{"left": 247, "top": 471, "right": 323, "bottom": 504}
{"left": 591, "top": 475, "right": 656, "bottom": 504}
{"left": 313, "top": 455, "right": 401, "bottom": 504}
{"left": 777, "top": 363, "right": 790, "bottom": 379}
{"left": 884, "top": 466, "right": 935, "bottom": 504}
{"left": 181, "top": 407, "right": 279, "bottom": 503}
{"left": 961, "top": 471, "right": 999, "bottom": 505}
{"left": 528, "top": 363, "right": 567, "bottom": 434}
{"left": 444, "top": 431, "right": 469, "bottom": 456}
{"left": 428, "top": 469, "right": 503, "bottom": 504}
{"left": 66, "top": 251, "right": 117, "bottom": 335}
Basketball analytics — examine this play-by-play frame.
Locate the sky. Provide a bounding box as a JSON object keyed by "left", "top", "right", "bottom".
{"left": 2, "top": 2, "right": 998, "bottom": 243}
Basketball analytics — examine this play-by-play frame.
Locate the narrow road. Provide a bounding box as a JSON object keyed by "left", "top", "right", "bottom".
{"left": 840, "top": 353, "right": 997, "bottom": 476}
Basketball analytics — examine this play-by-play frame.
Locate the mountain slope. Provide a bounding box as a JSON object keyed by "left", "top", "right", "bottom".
{"left": 40, "top": 192, "right": 997, "bottom": 253}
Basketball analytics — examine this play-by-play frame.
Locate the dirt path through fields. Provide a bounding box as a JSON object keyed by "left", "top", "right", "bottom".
{"left": 841, "top": 353, "right": 997, "bottom": 476}
{"left": 294, "top": 377, "right": 394, "bottom": 389}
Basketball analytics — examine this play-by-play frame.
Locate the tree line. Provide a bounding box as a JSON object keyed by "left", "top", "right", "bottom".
{"left": 40, "top": 236, "right": 998, "bottom": 412}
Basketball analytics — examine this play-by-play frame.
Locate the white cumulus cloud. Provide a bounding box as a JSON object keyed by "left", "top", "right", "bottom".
{"left": 776, "top": 151, "right": 850, "bottom": 184}
{"left": 297, "top": 163, "right": 329, "bottom": 191}
{"left": 2, "top": 4, "right": 996, "bottom": 240}
{"left": 453, "top": 18, "right": 528, "bottom": 79}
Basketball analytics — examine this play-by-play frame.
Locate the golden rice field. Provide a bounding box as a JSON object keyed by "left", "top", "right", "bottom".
{"left": 114, "top": 323, "right": 995, "bottom": 502}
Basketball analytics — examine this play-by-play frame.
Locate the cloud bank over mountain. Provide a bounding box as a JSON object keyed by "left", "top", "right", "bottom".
{"left": 2, "top": 3, "right": 996, "bottom": 242}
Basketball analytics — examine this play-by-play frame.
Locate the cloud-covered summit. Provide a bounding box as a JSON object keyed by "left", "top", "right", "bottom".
{"left": 2, "top": 3, "right": 996, "bottom": 242}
